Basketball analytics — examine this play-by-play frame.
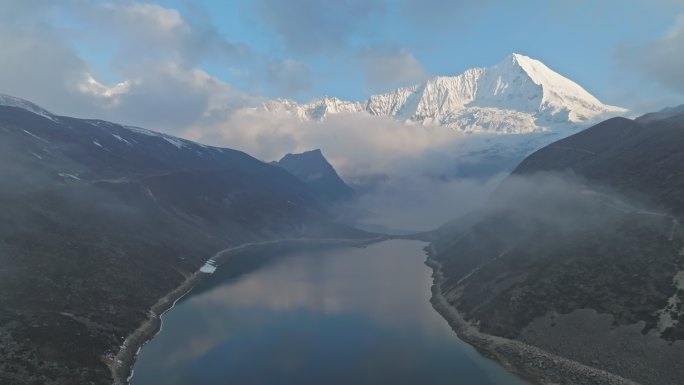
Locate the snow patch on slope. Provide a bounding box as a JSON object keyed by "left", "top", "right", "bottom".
{"left": 112, "top": 133, "right": 133, "bottom": 146}
{"left": 124, "top": 125, "right": 163, "bottom": 137}
{"left": 163, "top": 137, "right": 186, "bottom": 149}
{"left": 58, "top": 172, "right": 81, "bottom": 181}
{"left": 125, "top": 125, "right": 189, "bottom": 149}
{"left": 23, "top": 129, "right": 50, "bottom": 143}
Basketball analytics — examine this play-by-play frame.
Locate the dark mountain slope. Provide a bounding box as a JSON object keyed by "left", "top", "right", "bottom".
{"left": 0, "top": 97, "right": 370, "bottom": 385}
{"left": 431, "top": 107, "right": 684, "bottom": 385}
{"left": 514, "top": 114, "right": 684, "bottom": 215}
{"left": 273, "top": 149, "right": 354, "bottom": 203}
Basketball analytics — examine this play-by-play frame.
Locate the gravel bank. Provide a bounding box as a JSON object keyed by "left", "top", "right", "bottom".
{"left": 519, "top": 309, "right": 684, "bottom": 385}
{"left": 426, "top": 256, "right": 641, "bottom": 385}
{"left": 107, "top": 236, "right": 386, "bottom": 385}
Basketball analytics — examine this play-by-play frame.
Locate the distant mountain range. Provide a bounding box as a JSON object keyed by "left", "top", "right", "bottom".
{"left": 0, "top": 94, "right": 371, "bottom": 385}
{"left": 430, "top": 105, "right": 684, "bottom": 385}
{"left": 259, "top": 54, "right": 625, "bottom": 134}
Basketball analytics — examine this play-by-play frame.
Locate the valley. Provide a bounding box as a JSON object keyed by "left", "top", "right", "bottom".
{"left": 0, "top": 99, "right": 374, "bottom": 385}
{"left": 2, "top": 76, "right": 683, "bottom": 385}
{"left": 1, "top": 8, "right": 683, "bottom": 382}
{"left": 128, "top": 240, "right": 530, "bottom": 385}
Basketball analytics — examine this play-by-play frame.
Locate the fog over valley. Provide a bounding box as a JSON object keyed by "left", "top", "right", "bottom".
{"left": 2, "top": 2, "right": 684, "bottom": 385}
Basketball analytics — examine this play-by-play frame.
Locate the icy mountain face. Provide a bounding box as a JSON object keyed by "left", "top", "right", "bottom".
{"left": 260, "top": 97, "right": 364, "bottom": 121}
{"left": 260, "top": 54, "right": 626, "bottom": 134}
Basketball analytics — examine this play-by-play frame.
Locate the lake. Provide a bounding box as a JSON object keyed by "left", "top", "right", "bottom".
{"left": 131, "top": 239, "right": 529, "bottom": 385}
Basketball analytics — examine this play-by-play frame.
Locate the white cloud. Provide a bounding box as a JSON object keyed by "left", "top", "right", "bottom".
{"left": 72, "top": 1, "right": 254, "bottom": 70}
{"left": 617, "top": 12, "right": 684, "bottom": 94}
{"left": 181, "top": 108, "right": 533, "bottom": 231}
{"left": 358, "top": 47, "right": 430, "bottom": 91}
{"left": 122, "top": 3, "right": 188, "bottom": 33}
{"left": 264, "top": 59, "right": 312, "bottom": 96}
{"left": 77, "top": 74, "right": 133, "bottom": 105}
{"left": 187, "top": 109, "right": 463, "bottom": 176}
{"left": 93, "top": 62, "right": 259, "bottom": 132}
{"left": 252, "top": 0, "right": 387, "bottom": 54}
{"left": 0, "top": 0, "right": 312, "bottom": 134}
{"left": 337, "top": 174, "right": 507, "bottom": 232}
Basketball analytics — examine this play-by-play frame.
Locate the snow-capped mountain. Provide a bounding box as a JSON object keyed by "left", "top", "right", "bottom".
{"left": 260, "top": 96, "right": 365, "bottom": 121}
{"left": 259, "top": 53, "right": 626, "bottom": 134}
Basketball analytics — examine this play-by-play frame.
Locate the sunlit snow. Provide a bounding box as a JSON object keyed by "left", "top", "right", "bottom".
{"left": 259, "top": 53, "right": 626, "bottom": 134}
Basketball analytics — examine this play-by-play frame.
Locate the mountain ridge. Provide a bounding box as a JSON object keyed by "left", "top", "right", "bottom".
{"left": 0, "top": 95, "right": 372, "bottom": 385}
{"left": 430, "top": 105, "right": 684, "bottom": 385}
{"left": 258, "top": 53, "right": 626, "bottom": 134}
{"left": 272, "top": 149, "right": 354, "bottom": 204}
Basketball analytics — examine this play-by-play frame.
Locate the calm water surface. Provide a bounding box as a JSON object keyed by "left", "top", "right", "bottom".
{"left": 132, "top": 239, "right": 529, "bottom": 385}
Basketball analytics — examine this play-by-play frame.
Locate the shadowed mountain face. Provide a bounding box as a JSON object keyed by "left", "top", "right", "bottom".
{"left": 273, "top": 149, "right": 354, "bottom": 203}
{"left": 514, "top": 113, "right": 684, "bottom": 216}
{"left": 0, "top": 98, "right": 369, "bottom": 385}
{"left": 432, "top": 106, "right": 684, "bottom": 385}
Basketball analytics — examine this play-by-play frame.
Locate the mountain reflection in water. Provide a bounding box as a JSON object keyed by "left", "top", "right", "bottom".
{"left": 132, "top": 239, "right": 529, "bottom": 385}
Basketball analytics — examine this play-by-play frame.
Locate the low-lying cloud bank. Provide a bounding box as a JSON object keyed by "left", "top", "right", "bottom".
{"left": 184, "top": 108, "right": 550, "bottom": 233}
{"left": 334, "top": 174, "right": 509, "bottom": 234}
{"left": 186, "top": 110, "right": 462, "bottom": 175}
{"left": 0, "top": 2, "right": 561, "bottom": 234}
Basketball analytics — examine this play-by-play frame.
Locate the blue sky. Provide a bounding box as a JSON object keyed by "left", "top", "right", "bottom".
{"left": 1, "top": 0, "right": 683, "bottom": 132}
{"left": 106, "top": 0, "right": 682, "bottom": 109}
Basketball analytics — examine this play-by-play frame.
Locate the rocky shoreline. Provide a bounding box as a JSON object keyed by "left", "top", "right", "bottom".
{"left": 106, "top": 236, "right": 386, "bottom": 385}
{"left": 425, "top": 255, "right": 640, "bottom": 385}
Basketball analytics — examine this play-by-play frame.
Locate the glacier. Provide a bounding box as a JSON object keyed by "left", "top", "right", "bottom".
{"left": 258, "top": 53, "right": 626, "bottom": 134}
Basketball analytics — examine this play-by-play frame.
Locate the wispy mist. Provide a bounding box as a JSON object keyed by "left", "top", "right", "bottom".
{"left": 185, "top": 108, "right": 561, "bottom": 233}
